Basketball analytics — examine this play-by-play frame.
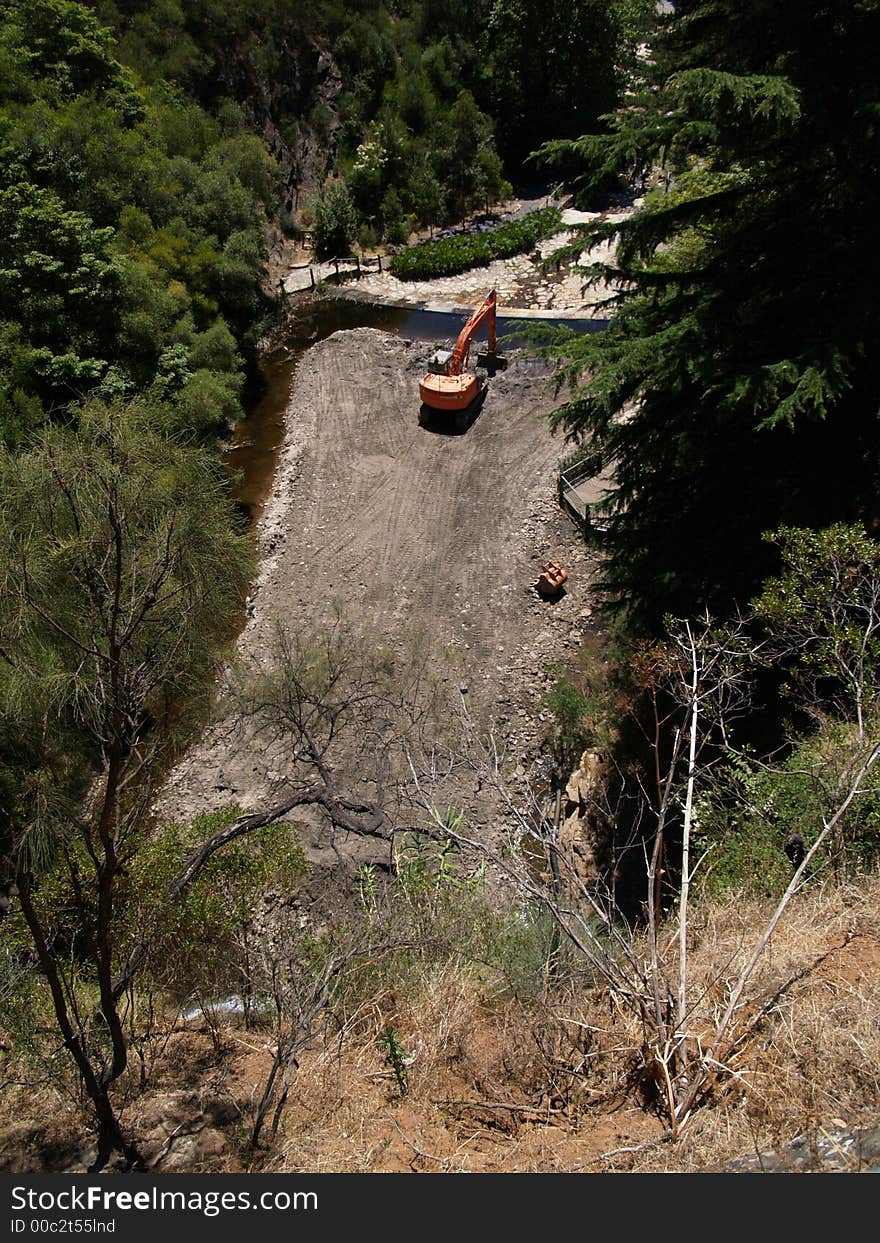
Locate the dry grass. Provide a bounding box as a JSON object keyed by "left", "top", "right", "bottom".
{"left": 2, "top": 875, "right": 879, "bottom": 1173}
{"left": 622, "top": 875, "right": 880, "bottom": 1170}
{"left": 262, "top": 875, "right": 880, "bottom": 1173}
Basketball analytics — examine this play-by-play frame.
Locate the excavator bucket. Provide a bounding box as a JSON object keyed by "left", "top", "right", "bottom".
{"left": 537, "top": 560, "right": 568, "bottom": 598}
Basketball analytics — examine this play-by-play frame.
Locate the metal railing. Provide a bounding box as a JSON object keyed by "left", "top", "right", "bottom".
{"left": 558, "top": 456, "right": 605, "bottom": 533}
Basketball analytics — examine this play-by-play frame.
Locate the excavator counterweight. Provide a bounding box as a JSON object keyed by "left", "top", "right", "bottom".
{"left": 419, "top": 290, "right": 498, "bottom": 413}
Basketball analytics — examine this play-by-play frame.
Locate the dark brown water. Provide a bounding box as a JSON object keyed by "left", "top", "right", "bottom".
{"left": 227, "top": 296, "right": 607, "bottom": 522}
{"left": 227, "top": 299, "right": 411, "bottom": 522}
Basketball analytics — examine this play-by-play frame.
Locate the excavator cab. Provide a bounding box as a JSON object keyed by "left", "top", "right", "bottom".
{"left": 427, "top": 348, "right": 455, "bottom": 375}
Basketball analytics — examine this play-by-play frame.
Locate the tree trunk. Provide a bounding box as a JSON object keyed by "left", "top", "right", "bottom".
{"left": 16, "top": 873, "right": 143, "bottom": 1171}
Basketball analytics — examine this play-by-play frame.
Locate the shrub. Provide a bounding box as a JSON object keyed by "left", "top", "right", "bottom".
{"left": 389, "top": 206, "right": 562, "bottom": 280}
{"left": 312, "top": 180, "right": 358, "bottom": 260}
{"left": 693, "top": 721, "right": 880, "bottom": 898}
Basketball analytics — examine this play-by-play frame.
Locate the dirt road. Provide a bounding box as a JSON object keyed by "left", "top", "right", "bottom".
{"left": 159, "top": 328, "right": 606, "bottom": 876}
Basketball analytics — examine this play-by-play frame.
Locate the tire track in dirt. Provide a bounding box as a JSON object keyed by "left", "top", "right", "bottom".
{"left": 157, "top": 329, "right": 598, "bottom": 870}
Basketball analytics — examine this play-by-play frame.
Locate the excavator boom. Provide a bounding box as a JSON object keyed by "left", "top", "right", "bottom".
{"left": 449, "top": 289, "right": 496, "bottom": 374}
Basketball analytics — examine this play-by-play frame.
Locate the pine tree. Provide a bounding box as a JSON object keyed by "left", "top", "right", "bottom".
{"left": 540, "top": 0, "right": 880, "bottom": 630}
{"left": 0, "top": 401, "right": 251, "bottom": 1168}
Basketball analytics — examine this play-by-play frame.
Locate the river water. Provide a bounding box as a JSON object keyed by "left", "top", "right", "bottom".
{"left": 228, "top": 295, "right": 607, "bottom": 521}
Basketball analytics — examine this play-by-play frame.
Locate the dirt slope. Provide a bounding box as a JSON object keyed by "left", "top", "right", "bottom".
{"left": 157, "top": 328, "right": 605, "bottom": 873}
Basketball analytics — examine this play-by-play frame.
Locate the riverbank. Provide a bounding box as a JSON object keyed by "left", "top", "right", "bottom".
{"left": 281, "top": 202, "right": 639, "bottom": 317}
{"left": 158, "top": 328, "right": 609, "bottom": 888}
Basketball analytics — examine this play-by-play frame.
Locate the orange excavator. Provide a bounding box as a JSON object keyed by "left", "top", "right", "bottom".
{"left": 419, "top": 290, "right": 498, "bottom": 413}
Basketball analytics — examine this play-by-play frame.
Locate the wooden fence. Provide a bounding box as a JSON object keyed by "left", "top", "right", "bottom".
{"left": 279, "top": 254, "right": 384, "bottom": 298}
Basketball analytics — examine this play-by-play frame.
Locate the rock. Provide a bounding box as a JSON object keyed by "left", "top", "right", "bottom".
{"left": 721, "top": 1121, "right": 880, "bottom": 1173}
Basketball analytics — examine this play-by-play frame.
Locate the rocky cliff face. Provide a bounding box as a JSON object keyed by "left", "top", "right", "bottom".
{"left": 218, "top": 34, "right": 344, "bottom": 282}
{"left": 210, "top": 33, "right": 343, "bottom": 208}
{"left": 557, "top": 749, "right": 607, "bottom": 893}
{"left": 256, "top": 42, "right": 342, "bottom": 212}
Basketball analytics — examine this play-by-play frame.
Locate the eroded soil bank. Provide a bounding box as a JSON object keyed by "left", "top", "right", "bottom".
{"left": 158, "top": 328, "right": 608, "bottom": 883}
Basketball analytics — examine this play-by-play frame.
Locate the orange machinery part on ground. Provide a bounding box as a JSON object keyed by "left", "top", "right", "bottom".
{"left": 537, "top": 560, "right": 568, "bottom": 597}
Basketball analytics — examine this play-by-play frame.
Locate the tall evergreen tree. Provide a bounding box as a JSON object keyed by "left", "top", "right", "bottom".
{"left": 486, "top": 0, "right": 653, "bottom": 165}
{"left": 540, "top": 0, "right": 880, "bottom": 630}
{"left": 0, "top": 400, "right": 251, "bottom": 1167}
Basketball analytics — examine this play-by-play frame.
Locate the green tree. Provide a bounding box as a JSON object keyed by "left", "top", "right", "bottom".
{"left": 541, "top": 0, "right": 880, "bottom": 631}
{"left": 476, "top": 144, "right": 511, "bottom": 213}
{"left": 1, "top": 0, "right": 131, "bottom": 102}
{"left": 334, "top": 15, "right": 396, "bottom": 114}
{"left": 0, "top": 182, "right": 120, "bottom": 404}
{"left": 0, "top": 0, "right": 274, "bottom": 440}
{"left": 695, "top": 524, "right": 880, "bottom": 889}
{"left": 347, "top": 134, "right": 387, "bottom": 227}
{"left": 410, "top": 156, "right": 445, "bottom": 232}
{"left": 754, "top": 525, "right": 880, "bottom": 741}
{"left": 440, "top": 89, "right": 502, "bottom": 219}
{"left": 0, "top": 401, "right": 252, "bottom": 1168}
{"left": 486, "top": 0, "right": 652, "bottom": 165}
{"left": 172, "top": 367, "right": 242, "bottom": 438}
{"left": 312, "top": 179, "right": 358, "bottom": 260}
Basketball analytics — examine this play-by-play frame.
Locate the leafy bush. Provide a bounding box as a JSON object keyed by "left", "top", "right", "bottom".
{"left": 349, "top": 835, "right": 564, "bottom": 1003}
{"left": 694, "top": 722, "right": 880, "bottom": 898}
{"left": 389, "top": 206, "right": 562, "bottom": 280}
{"left": 312, "top": 180, "right": 358, "bottom": 260}
{"left": 122, "top": 806, "right": 308, "bottom": 1005}
{"left": 544, "top": 670, "right": 595, "bottom": 771}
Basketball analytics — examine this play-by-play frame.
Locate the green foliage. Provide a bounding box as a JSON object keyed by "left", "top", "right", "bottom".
{"left": 544, "top": 670, "right": 594, "bottom": 771}
{"left": 378, "top": 1026, "right": 410, "bottom": 1095}
{"left": 0, "top": 398, "right": 252, "bottom": 868}
{"left": 0, "top": 0, "right": 272, "bottom": 443}
{"left": 436, "top": 88, "right": 508, "bottom": 218}
{"left": 348, "top": 135, "right": 387, "bottom": 221}
{"left": 123, "top": 807, "right": 307, "bottom": 1001}
{"left": 694, "top": 722, "right": 880, "bottom": 898}
{"left": 390, "top": 206, "right": 561, "bottom": 280}
{"left": 312, "top": 180, "right": 359, "bottom": 260}
{"left": 171, "top": 367, "right": 242, "bottom": 440}
{"left": 486, "top": 0, "right": 653, "bottom": 165}
{"left": 543, "top": 641, "right": 619, "bottom": 776}
{"left": 1, "top": 804, "right": 308, "bottom": 1086}
{"left": 539, "top": 1, "right": 880, "bottom": 632}
{"left": 0, "top": 400, "right": 254, "bottom": 1156}
{"left": 753, "top": 525, "right": 880, "bottom": 729}
{"left": 352, "top": 835, "right": 567, "bottom": 1004}
{"left": 0, "top": 0, "right": 136, "bottom": 105}
{"left": 692, "top": 750, "right": 801, "bottom": 898}
{"left": 633, "top": 527, "right": 880, "bottom": 900}
{"left": 0, "top": 182, "right": 120, "bottom": 413}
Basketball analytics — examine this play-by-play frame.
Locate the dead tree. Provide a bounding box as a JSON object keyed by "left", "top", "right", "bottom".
{"left": 407, "top": 613, "right": 880, "bottom": 1135}
{"left": 248, "top": 933, "right": 355, "bottom": 1151}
